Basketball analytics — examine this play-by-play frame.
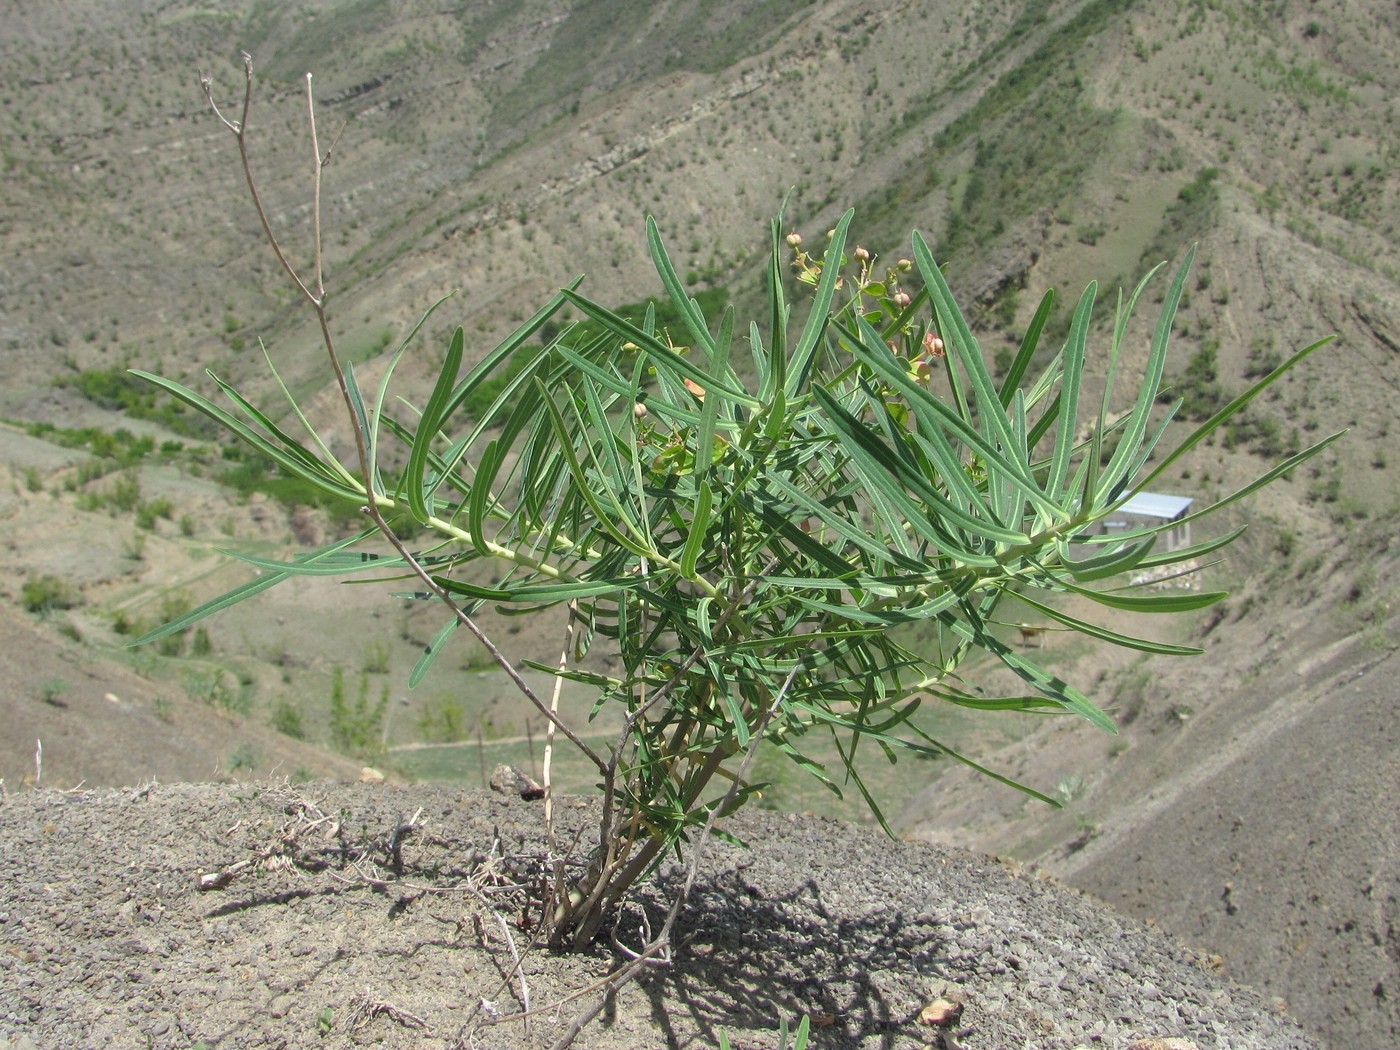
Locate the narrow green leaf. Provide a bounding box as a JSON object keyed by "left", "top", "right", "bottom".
{"left": 130, "top": 371, "right": 364, "bottom": 502}
{"left": 1136, "top": 336, "right": 1338, "bottom": 490}
{"left": 1046, "top": 282, "right": 1094, "bottom": 501}
{"left": 467, "top": 438, "right": 502, "bottom": 558}
{"left": 405, "top": 326, "right": 464, "bottom": 523}
{"left": 679, "top": 479, "right": 713, "bottom": 578}
{"left": 371, "top": 293, "right": 455, "bottom": 494}
{"left": 906, "top": 724, "right": 1061, "bottom": 806}
{"left": 1053, "top": 535, "right": 1156, "bottom": 582}
{"left": 343, "top": 362, "right": 375, "bottom": 491}
{"left": 435, "top": 575, "right": 627, "bottom": 604}
{"left": 535, "top": 379, "right": 657, "bottom": 560}
{"left": 999, "top": 288, "right": 1054, "bottom": 407}
{"left": 695, "top": 306, "right": 733, "bottom": 483}
{"left": 765, "top": 218, "right": 788, "bottom": 401}
{"left": 409, "top": 617, "right": 460, "bottom": 689}
{"left": 1123, "top": 524, "right": 1246, "bottom": 569}
{"left": 260, "top": 343, "right": 359, "bottom": 489}
{"left": 839, "top": 313, "right": 1059, "bottom": 520}
{"left": 942, "top": 612, "right": 1115, "bottom": 731}
{"left": 129, "top": 529, "right": 378, "bottom": 646}
{"left": 1097, "top": 248, "right": 1194, "bottom": 502}
{"left": 812, "top": 385, "right": 1027, "bottom": 549}
{"left": 787, "top": 208, "right": 854, "bottom": 396}
{"left": 1055, "top": 577, "right": 1227, "bottom": 612}
{"left": 560, "top": 289, "right": 757, "bottom": 408}
{"left": 646, "top": 215, "right": 716, "bottom": 359}
{"left": 1014, "top": 588, "right": 1206, "bottom": 655}
{"left": 911, "top": 232, "right": 1019, "bottom": 458}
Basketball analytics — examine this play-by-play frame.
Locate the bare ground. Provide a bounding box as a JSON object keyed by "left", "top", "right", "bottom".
{"left": 0, "top": 781, "right": 1317, "bottom": 1049}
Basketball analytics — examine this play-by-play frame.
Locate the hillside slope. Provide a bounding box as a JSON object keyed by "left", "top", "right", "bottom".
{"left": 1, "top": 1, "right": 1398, "bottom": 1048}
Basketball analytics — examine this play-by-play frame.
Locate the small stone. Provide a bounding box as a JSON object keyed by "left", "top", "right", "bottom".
{"left": 359, "top": 766, "right": 385, "bottom": 783}
{"left": 918, "top": 998, "right": 963, "bottom": 1027}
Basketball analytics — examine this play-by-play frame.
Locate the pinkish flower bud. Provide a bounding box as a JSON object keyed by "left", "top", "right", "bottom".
{"left": 853, "top": 246, "right": 870, "bottom": 262}
{"left": 923, "top": 332, "right": 946, "bottom": 358}
{"left": 892, "top": 290, "right": 911, "bottom": 308}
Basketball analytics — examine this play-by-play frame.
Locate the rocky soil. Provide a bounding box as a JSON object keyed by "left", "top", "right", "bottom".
{"left": 0, "top": 781, "right": 1317, "bottom": 1049}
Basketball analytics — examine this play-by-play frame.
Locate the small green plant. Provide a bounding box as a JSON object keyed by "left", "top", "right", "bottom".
{"left": 40, "top": 678, "right": 69, "bottom": 705}
{"left": 155, "top": 594, "right": 192, "bottom": 655}
{"left": 109, "top": 471, "right": 142, "bottom": 513}
{"left": 228, "top": 741, "right": 259, "bottom": 772}
{"left": 719, "top": 1014, "right": 809, "bottom": 1050}
{"left": 416, "top": 694, "right": 467, "bottom": 743}
{"left": 271, "top": 699, "right": 305, "bottom": 739}
{"left": 22, "top": 574, "right": 82, "bottom": 616}
{"left": 361, "top": 641, "right": 390, "bottom": 674}
{"left": 328, "top": 667, "right": 388, "bottom": 759}
{"left": 138, "top": 62, "right": 1339, "bottom": 963}
{"left": 121, "top": 528, "right": 147, "bottom": 559}
{"left": 135, "top": 497, "right": 174, "bottom": 530}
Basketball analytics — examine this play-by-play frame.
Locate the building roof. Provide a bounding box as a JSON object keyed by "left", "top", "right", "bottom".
{"left": 1118, "top": 491, "right": 1194, "bottom": 521}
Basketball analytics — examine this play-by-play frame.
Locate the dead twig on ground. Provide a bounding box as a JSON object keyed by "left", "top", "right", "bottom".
{"left": 345, "top": 989, "right": 428, "bottom": 1033}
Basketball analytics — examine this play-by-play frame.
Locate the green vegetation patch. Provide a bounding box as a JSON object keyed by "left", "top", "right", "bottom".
{"left": 55, "top": 368, "right": 219, "bottom": 439}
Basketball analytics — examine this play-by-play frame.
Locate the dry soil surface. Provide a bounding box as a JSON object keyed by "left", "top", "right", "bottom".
{"left": 0, "top": 781, "right": 1317, "bottom": 1049}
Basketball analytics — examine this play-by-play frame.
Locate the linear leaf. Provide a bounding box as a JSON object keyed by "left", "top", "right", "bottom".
{"left": 405, "top": 326, "right": 464, "bottom": 523}
{"left": 1097, "top": 248, "right": 1193, "bottom": 502}
{"left": 130, "top": 371, "right": 364, "bottom": 501}
{"left": 1014, "top": 588, "right": 1205, "bottom": 655}
{"left": 130, "top": 529, "right": 378, "bottom": 646}
{"left": 679, "top": 479, "right": 713, "bottom": 578}
{"left": 999, "top": 288, "right": 1054, "bottom": 408}
{"left": 410, "top": 617, "right": 460, "bottom": 689}
{"left": 1046, "top": 282, "right": 1094, "bottom": 501}
{"left": 787, "top": 208, "right": 854, "bottom": 396}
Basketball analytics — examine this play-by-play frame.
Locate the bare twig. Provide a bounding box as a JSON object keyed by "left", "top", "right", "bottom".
{"left": 346, "top": 989, "right": 428, "bottom": 1033}
{"left": 491, "top": 909, "right": 531, "bottom": 1035}
{"left": 543, "top": 601, "right": 577, "bottom": 849}
{"left": 199, "top": 59, "right": 606, "bottom": 777}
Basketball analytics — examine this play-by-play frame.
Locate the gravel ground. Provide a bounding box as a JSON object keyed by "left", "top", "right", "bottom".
{"left": 0, "top": 781, "right": 1317, "bottom": 1049}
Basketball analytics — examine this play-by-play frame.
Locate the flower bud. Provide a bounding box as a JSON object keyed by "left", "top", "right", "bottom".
{"left": 853, "top": 246, "right": 870, "bottom": 262}
{"left": 897, "top": 259, "right": 913, "bottom": 272}
{"left": 893, "top": 290, "right": 911, "bottom": 308}
{"left": 786, "top": 231, "right": 803, "bottom": 249}
{"left": 633, "top": 401, "right": 649, "bottom": 419}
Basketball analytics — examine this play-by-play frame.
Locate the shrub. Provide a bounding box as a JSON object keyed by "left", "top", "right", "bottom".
{"left": 328, "top": 667, "right": 388, "bottom": 759}
{"left": 137, "top": 61, "right": 1339, "bottom": 957}
{"left": 22, "top": 575, "right": 82, "bottom": 615}
{"left": 271, "top": 699, "right": 305, "bottom": 740}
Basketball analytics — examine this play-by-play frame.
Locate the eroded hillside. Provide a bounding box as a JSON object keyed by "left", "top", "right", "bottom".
{"left": 2, "top": 1, "right": 1397, "bottom": 1047}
